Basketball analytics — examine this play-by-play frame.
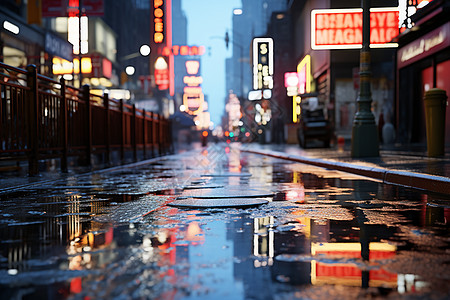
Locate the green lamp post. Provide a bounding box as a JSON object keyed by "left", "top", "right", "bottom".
{"left": 351, "top": 0, "right": 379, "bottom": 157}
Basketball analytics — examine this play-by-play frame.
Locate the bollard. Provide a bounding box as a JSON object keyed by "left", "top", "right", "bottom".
{"left": 424, "top": 88, "right": 447, "bottom": 157}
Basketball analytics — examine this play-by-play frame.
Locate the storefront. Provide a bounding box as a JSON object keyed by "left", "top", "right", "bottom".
{"left": 396, "top": 1, "right": 450, "bottom": 145}
{"left": 0, "top": 10, "right": 44, "bottom": 70}
{"left": 289, "top": 0, "right": 398, "bottom": 144}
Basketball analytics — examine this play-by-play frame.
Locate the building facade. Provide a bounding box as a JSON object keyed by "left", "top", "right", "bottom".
{"left": 396, "top": 0, "right": 450, "bottom": 146}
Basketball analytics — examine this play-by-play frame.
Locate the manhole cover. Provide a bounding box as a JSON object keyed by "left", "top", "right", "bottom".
{"left": 201, "top": 172, "right": 252, "bottom": 177}
{"left": 182, "top": 189, "right": 273, "bottom": 199}
{"left": 168, "top": 198, "right": 269, "bottom": 208}
{"left": 183, "top": 185, "right": 224, "bottom": 190}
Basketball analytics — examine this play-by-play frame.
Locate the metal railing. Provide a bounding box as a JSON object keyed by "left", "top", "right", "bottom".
{"left": 1, "top": 63, "right": 171, "bottom": 175}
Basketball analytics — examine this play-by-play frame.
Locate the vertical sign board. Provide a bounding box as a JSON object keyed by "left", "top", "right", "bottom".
{"left": 151, "top": 0, "right": 165, "bottom": 45}
{"left": 311, "top": 8, "right": 399, "bottom": 49}
{"left": 183, "top": 60, "right": 204, "bottom": 115}
{"left": 151, "top": 0, "right": 169, "bottom": 91}
{"left": 252, "top": 38, "right": 274, "bottom": 91}
{"left": 297, "top": 55, "right": 311, "bottom": 94}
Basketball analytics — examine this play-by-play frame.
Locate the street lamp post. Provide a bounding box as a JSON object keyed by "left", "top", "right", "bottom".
{"left": 225, "top": 31, "right": 244, "bottom": 99}
{"left": 351, "top": 0, "right": 379, "bottom": 157}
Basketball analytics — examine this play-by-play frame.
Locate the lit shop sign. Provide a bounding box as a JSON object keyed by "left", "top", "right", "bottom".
{"left": 183, "top": 60, "right": 203, "bottom": 115}
{"left": 185, "top": 60, "right": 200, "bottom": 74}
{"left": 297, "top": 55, "right": 311, "bottom": 94}
{"left": 397, "top": 22, "right": 449, "bottom": 68}
{"left": 311, "top": 8, "right": 399, "bottom": 49}
{"left": 161, "top": 45, "right": 205, "bottom": 56}
{"left": 153, "top": 0, "right": 165, "bottom": 44}
{"left": 3, "top": 20, "right": 19, "bottom": 34}
{"left": 68, "top": 15, "right": 89, "bottom": 55}
{"left": 284, "top": 72, "right": 299, "bottom": 96}
{"left": 154, "top": 56, "right": 169, "bottom": 90}
{"left": 248, "top": 89, "right": 272, "bottom": 101}
{"left": 292, "top": 55, "right": 312, "bottom": 123}
{"left": 52, "top": 57, "right": 92, "bottom": 74}
{"left": 252, "top": 37, "right": 274, "bottom": 90}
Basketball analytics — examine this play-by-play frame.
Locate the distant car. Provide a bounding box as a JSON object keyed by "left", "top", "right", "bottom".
{"left": 297, "top": 96, "right": 331, "bottom": 148}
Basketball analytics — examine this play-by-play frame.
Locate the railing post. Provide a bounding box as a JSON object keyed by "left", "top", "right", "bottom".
{"left": 83, "top": 84, "right": 92, "bottom": 166}
{"left": 26, "top": 65, "right": 39, "bottom": 176}
{"left": 120, "top": 99, "right": 124, "bottom": 162}
{"left": 132, "top": 104, "right": 137, "bottom": 162}
{"left": 168, "top": 119, "right": 173, "bottom": 153}
{"left": 158, "top": 114, "right": 163, "bottom": 155}
{"left": 142, "top": 109, "right": 147, "bottom": 159}
{"left": 151, "top": 112, "right": 156, "bottom": 157}
{"left": 104, "top": 92, "right": 110, "bottom": 165}
{"left": 60, "top": 77, "right": 68, "bottom": 173}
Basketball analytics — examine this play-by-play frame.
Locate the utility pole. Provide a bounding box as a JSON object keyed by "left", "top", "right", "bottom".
{"left": 225, "top": 31, "right": 244, "bottom": 99}
{"left": 351, "top": 0, "right": 379, "bottom": 157}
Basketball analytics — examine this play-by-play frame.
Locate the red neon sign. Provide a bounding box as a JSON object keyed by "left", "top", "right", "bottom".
{"left": 153, "top": 0, "right": 165, "bottom": 44}
{"left": 161, "top": 45, "right": 205, "bottom": 56}
{"left": 311, "top": 8, "right": 399, "bottom": 49}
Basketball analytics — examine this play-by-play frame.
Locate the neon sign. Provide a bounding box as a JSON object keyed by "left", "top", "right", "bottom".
{"left": 252, "top": 38, "right": 274, "bottom": 91}
{"left": 185, "top": 60, "right": 200, "bottom": 75}
{"left": 155, "top": 56, "right": 169, "bottom": 90}
{"left": 284, "top": 72, "right": 299, "bottom": 97}
{"left": 292, "top": 55, "right": 313, "bottom": 123}
{"left": 161, "top": 45, "right": 205, "bottom": 56}
{"left": 183, "top": 60, "right": 203, "bottom": 115}
{"left": 153, "top": 0, "right": 165, "bottom": 44}
{"left": 311, "top": 8, "right": 399, "bottom": 49}
{"left": 53, "top": 57, "right": 92, "bottom": 74}
{"left": 297, "top": 55, "right": 311, "bottom": 94}
{"left": 183, "top": 76, "right": 203, "bottom": 86}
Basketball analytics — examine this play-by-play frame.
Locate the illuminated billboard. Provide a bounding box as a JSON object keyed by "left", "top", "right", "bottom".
{"left": 311, "top": 8, "right": 399, "bottom": 49}
{"left": 252, "top": 37, "right": 274, "bottom": 90}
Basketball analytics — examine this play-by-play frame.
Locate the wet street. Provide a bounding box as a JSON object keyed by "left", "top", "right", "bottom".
{"left": 1, "top": 143, "right": 449, "bottom": 300}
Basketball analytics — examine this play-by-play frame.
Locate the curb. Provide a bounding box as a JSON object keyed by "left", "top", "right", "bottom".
{"left": 241, "top": 148, "right": 450, "bottom": 195}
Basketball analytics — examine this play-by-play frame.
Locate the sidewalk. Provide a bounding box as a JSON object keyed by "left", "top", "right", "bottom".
{"left": 238, "top": 143, "right": 450, "bottom": 195}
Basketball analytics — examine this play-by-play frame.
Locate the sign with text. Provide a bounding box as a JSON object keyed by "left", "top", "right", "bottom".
{"left": 161, "top": 45, "right": 205, "bottom": 56}
{"left": 311, "top": 8, "right": 399, "bottom": 49}
{"left": 397, "top": 22, "right": 449, "bottom": 68}
{"left": 152, "top": 0, "right": 166, "bottom": 45}
{"left": 252, "top": 37, "right": 274, "bottom": 91}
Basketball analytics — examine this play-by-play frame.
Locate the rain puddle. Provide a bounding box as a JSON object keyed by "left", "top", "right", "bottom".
{"left": 0, "top": 147, "right": 449, "bottom": 299}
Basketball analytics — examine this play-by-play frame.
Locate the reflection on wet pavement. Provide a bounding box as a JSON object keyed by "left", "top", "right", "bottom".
{"left": 0, "top": 144, "right": 449, "bottom": 299}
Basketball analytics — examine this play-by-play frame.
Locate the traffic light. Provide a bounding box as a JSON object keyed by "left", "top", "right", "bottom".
{"left": 201, "top": 131, "right": 208, "bottom": 147}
